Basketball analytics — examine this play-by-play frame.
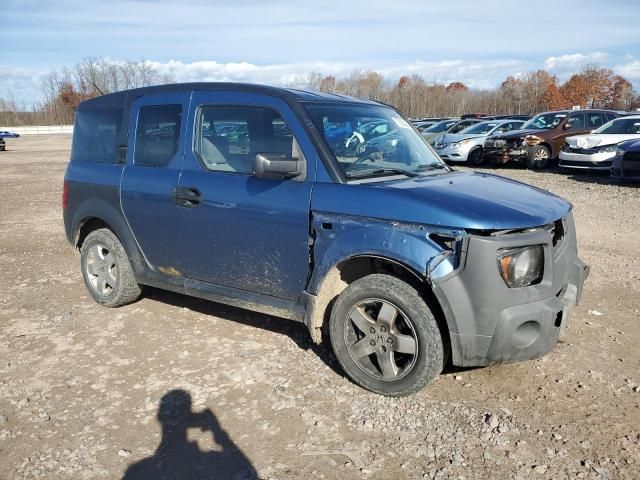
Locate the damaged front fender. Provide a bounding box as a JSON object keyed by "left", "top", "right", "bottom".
{"left": 307, "top": 212, "right": 466, "bottom": 295}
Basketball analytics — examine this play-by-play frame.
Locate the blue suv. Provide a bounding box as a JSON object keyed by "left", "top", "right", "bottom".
{"left": 63, "top": 83, "right": 589, "bottom": 396}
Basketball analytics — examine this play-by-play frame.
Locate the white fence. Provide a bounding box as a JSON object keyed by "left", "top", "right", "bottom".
{"left": 0, "top": 125, "right": 73, "bottom": 135}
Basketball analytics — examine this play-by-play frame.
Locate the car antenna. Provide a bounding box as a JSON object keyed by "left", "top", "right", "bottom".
{"left": 92, "top": 83, "right": 105, "bottom": 96}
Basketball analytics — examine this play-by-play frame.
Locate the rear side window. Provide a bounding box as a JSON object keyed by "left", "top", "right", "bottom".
{"left": 134, "top": 104, "right": 182, "bottom": 168}
{"left": 71, "top": 108, "right": 122, "bottom": 164}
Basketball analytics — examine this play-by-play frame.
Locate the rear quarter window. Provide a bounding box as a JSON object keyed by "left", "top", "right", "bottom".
{"left": 71, "top": 108, "right": 122, "bottom": 164}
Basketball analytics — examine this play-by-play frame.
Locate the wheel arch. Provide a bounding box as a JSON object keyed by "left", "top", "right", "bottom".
{"left": 304, "top": 254, "right": 451, "bottom": 362}
{"left": 71, "top": 199, "right": 147, "bottom": 276}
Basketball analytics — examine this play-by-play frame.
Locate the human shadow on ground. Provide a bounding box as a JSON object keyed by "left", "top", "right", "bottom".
{"left": 122, "top": 389, "right": 258, "bottom": 480}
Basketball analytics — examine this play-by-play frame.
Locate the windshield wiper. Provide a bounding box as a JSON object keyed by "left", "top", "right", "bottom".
{"left": 346, "top": 168, "right": 420, "bottom": 179}
{"left": 416, "top": 163, "right": 447, "bottom": 171}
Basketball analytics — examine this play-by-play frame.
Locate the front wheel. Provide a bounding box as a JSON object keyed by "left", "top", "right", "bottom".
{"left": 329, "top": 274, "right": 444, "bottom": 396}
{"left": 467, "top": 148, "right": 484, "bottom": 166}
{"left": 526, "top": 145, "right": 550, "bottom": 170}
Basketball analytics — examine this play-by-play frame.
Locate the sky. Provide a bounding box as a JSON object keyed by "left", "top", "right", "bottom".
{"left": 1, "top": 0, "right": 640, "bottom": 107}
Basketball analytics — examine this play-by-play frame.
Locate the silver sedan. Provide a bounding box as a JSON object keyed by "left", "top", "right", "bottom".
{"left": 434, "top": 120, "right": 524, "bottom": 165}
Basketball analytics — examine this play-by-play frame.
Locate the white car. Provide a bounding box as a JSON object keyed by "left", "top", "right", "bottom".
{"left": 559, "top": 115, "right": 640, "bottom": 171}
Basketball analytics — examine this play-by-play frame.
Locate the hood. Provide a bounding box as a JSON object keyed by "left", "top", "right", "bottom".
{"left": 438, "top": 133, "right": 487, "bottom": 144}
{"left": 567, "top": 133, "right": 640, "bottom": 149}
{"left": 313, "top": 171, "right": 571, "bottom": 231}
{"left": 492, "top": 128, "right": 542, "bottom": 140}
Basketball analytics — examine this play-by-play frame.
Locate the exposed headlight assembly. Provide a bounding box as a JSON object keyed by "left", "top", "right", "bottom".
{"left": 598, "top": 144, "right": 617, "bottom": 153}
{"left": 497, "top": 245, "right": 544, "bottom": 288}
{"left": 492, "top": 139, "right": 506, "bottom": 148}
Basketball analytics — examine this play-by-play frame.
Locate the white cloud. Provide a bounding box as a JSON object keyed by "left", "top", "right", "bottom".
{"left": 544, "top": 52, "right": 609, "bottom": 78}
{"left": 615, "top": 59, "right": 640, "bottom": 80}
{"left": 146, "top": 58, "right": 531, "bottom": 92}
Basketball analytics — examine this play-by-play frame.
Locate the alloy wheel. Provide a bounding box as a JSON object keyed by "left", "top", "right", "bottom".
{"left": 344, "top": 298, "right": 418, "bottom": 381}
{"left": 85, "top": 244, "right": 118, "bottom": 295}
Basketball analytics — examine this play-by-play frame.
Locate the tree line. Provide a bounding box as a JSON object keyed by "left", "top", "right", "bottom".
{"left": 1, "top": 57, "right": 638, "bottom": 126}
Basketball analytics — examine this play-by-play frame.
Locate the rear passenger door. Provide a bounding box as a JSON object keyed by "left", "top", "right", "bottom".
{"left": 121, "top": 93, "right": 190, "bottom": 272}
{"left": 176, "top": 91, "right": 316, "bottom": 301}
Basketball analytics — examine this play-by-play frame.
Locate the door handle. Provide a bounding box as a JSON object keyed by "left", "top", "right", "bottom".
{"left": 171, "top": 186, "right": 202, "bottom": 208}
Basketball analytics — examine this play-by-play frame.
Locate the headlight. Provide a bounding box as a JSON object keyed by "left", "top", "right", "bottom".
{"left": 492, "top": 139, "right": 506, "bottom": 148}
{"left": 598, "top": 144, "right": 617, "bottom": 153}
{"left": 524, "top": 135, "right": 542, "bottom": 146}
{"left": 453, "top": 139, "right": 471, "bottom": 148}
{"left": 497, "top": 245, "right": 544, "bottom": 288}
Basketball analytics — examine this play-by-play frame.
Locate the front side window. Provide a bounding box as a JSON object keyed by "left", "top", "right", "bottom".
{"left": 134, "top": 104, "right": 182, "bottom": 167}
{"left": 567, "top": 113, "right": 585, "bottom": 130}
{"left": 586, "top": 113, "right": 605, "bottom": 129}
{"left": 305, "top": 103, "right": 447, "bottom": 180}
{"left": 195, "top": 106, "right": 299, "bottom": 174}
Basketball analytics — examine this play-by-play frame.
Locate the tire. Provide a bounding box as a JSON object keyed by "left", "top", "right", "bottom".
{"left": 466, "top": 148, "right": 484, "bottom": 166}
{"left": 80, "top": 228, "right": 142, "bottom": 307}
{"left": 526, "top": 145, "right": 550, "bottom": 170}
{"left": 329, "top": 274, "right": 444, "bottom": 396}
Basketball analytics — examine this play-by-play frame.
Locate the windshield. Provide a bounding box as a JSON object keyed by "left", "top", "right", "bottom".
{"left": 594, "top": 118, "right": 640, "bottom": 134}
{"left": 423, "top": 120, "right": 455, "bottom": 133}
{"left": 521, "top": 112, "right": 566, "bottom": 130}
{"left": 459, "top": 121, "right": 498, "bottom": 135}
{"left": 305, "top": 103, "right": 447, "bottom": 179}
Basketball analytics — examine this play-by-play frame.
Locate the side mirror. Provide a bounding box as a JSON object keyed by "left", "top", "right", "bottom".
{"left": 563, "top": 123, "right": 572, "bottom": 130}
{"left": 253, "top": 153, "right": 301, "bottom": 179}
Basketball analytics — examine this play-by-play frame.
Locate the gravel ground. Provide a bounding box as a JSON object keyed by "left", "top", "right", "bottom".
{"left": 0, "top": 135, "right": 639, "bottom": 480}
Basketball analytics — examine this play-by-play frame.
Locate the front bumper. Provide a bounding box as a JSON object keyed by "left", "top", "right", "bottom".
{"left": 483, "top": 145, "right": 529, "bottom": 164}
{"left": 432, "top": 213, "right": 589, "bottom": 367}
{"left": 559, "top": 150, "right": 614, "bottom": 170}
{"left": 435, "top": 145, "right": 472, "bottom": 162}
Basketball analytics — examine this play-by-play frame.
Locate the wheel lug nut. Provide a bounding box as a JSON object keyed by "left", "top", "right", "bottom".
{"left": 369, "top": 327, "right": 375, "bottom": 334}
{"left": 381, "top": 346, "right": 387, "bottom": 352}
{"left": 380, "top": 326, "right": 386, "bottom": 332}
{"left": 369, "top": 340, "right": 376, "bottom": 346}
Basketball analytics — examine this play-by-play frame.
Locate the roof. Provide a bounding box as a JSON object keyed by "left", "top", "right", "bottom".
{"left": 77, "top": 82, "right": 382, "bottom": 111}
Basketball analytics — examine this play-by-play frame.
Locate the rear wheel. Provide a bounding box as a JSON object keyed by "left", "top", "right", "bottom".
{"left": 81, "top": 228, "right": 142, "bottom": 307}
{"left": 329, "top": 274, "right": 444, "bottom": 396}
{"left": 526, "top": 145, "right": 550, "bottom": 170}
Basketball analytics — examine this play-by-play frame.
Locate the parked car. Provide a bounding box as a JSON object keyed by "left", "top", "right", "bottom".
{"left": 559, "top": 115, "right": 640, "bottom": 171}
{"left": 63, "top": 83, "right": 588, "bottom": 396}
{"left": 423, "top": 119, "right": 482, "bottom": 145}
{"left": 611, "top": 139, "right": 640, "bottom": 181}
{"left": 0, "top": 130, "right": 20, "bottom": 151}
{"left": 413, "top": 121, "right": 438, "bottom": 133}
{"left": 434, "top": 119, "right": 525, "bottom": 165}
{"left": 481, "top": 115, "right": 532, "bottom": 121}
{"left": 484, "top": 110, "right": 619, "bottom": 169}
{"left": 419, "top": 119, "right": 459, "bottom": 144}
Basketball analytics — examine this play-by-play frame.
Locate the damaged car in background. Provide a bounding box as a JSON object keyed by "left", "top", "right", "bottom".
{"left": 63, "top": 83, "right": 589, "bottom": 396}
{"left": 559, "top": 115, "right": 640, "bottom": 171}
{"left": 434, "top": 119, "right": 524, "bottom": 166}
{"left": 484, "top": 109, "right": 619, "bottom": 169}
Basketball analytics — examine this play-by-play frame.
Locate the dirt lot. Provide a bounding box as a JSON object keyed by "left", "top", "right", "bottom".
{"left": 0, "top": 134, "right": 639, "bottom": 480}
